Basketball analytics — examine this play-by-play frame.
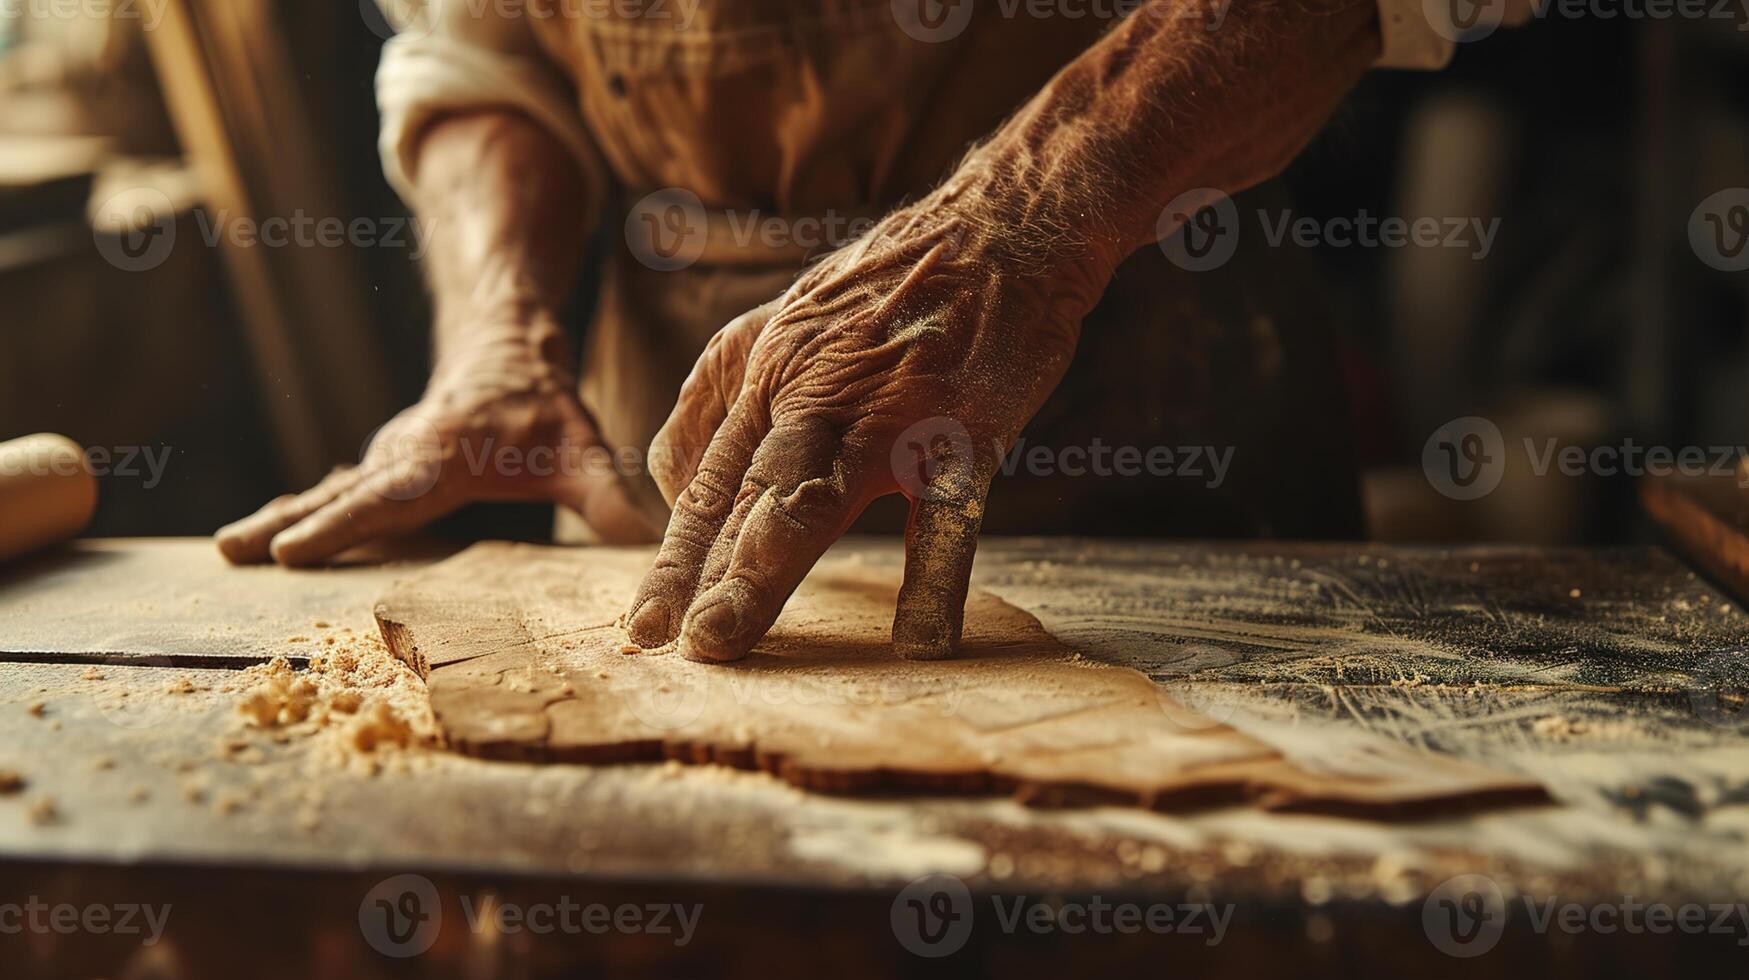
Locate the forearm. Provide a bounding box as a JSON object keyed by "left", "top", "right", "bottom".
{"left": 953, "top": 0, "right": 1381, "bottom": 280}
{"left": 409, "top": 111, "right": 589, "bottom": 382}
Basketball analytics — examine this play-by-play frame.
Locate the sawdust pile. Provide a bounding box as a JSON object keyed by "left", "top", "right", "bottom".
{"left": 233, "top": 630, "right": 437, "bottom": 772}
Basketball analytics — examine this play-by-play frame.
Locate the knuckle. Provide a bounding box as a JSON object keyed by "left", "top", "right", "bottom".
{"left": 676, "top": 466, "right": 739, "bottom": 517}
{"left": 765, "top": 474, "right": 845, "bottom": 532}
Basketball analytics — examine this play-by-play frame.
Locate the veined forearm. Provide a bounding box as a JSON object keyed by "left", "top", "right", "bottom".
{"left": 410, "top": 111, "right": 588, "bottom": 372}
{"left": 959, "top": 0, "right": 1381, "bottom": 275}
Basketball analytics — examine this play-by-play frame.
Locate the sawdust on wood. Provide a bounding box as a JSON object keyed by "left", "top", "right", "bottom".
{"left": 231, "top": 630, "right": 438, "bottom": 775}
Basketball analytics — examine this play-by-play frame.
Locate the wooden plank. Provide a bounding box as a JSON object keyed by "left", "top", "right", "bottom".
{"left": 0, "top": 538, "right": 452, "bottom": 665}
{"left": 1, "top": 538, "right": 1747, "bottom": 911}
{"left": 375, "top": 543, "right": 1546, "bottom": 817}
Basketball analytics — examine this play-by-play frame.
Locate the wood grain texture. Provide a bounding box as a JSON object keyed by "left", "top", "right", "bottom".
{"left": 375, "top": 543, "right": 1547, "bottom": 817}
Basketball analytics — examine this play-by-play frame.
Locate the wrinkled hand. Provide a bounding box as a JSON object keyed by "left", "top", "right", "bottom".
{"left": 217, "top": 316, "right": 653, "bottom": 566}
{"left": 624, "top": 178, "right": 1112, "bottom": 662}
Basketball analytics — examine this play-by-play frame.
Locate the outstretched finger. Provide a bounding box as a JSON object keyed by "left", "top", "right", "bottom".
{"left": 892, "top": 431, "right": 998, "bottom": 661}
{"left": 215, "top": 467, "right": 362, "bottom": 565}
{"left": 676, "top": 421, "right": 873, "bottom": 663}
{"left": 267, "top": 464, "right": 457, "bottom": 567}
{"left": 624, "top": 402, "right": 763, "bottom": 648}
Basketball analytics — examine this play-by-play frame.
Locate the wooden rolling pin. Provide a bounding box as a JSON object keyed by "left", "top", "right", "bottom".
{"left": 0, "top": 434, "right": 98, "bottom": 562}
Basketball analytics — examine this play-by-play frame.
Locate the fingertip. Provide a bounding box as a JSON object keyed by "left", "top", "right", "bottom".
{"left": 625, "top": 596, "right": 679, "bottom": 649}
{"left": 893, "top": 614, "right": 959, "bottom": 661}
{"left": 677, "top": 591, "right": 751, "bottom": 663}
{"left": 267, "top": 526, "right": 325, "bottom": 568}
{"left": 213, "top": 524, "right": 266, "bottom": 565}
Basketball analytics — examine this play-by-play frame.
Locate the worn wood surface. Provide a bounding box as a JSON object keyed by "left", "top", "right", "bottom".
{"left": 0, "top": 538, "right": 452, "bottom": 667}
{"left": 2, "top": 537, "right": 1749, "bottom": 975}
{"left": 377, "top": 543, "right": 1547, "bottom": 817}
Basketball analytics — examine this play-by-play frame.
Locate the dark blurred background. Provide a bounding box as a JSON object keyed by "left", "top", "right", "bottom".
{"left": 0, "top": 3, "right": 1741, "bottom": 545}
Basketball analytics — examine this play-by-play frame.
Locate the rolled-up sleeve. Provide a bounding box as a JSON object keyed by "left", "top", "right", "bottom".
{"left": 374, "top": 0, "right": 607, "bottom": 224}
{"left": 1374, "top": 0, "right": 1541, "bottom": 70}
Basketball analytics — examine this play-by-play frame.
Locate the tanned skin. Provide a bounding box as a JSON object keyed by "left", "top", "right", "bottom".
{"left": 216, "top": 112, "right": 649, "bottom": 565}
{"left": 221, "top": 0, "right": 1381, "bottom": 663}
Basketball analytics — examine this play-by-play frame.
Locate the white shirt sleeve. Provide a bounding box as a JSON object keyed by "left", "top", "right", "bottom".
{"left": 373, "top": 0, "right": 606, "bottom": 222}
{"left": 1374, "top": 0, "right": 1541, "bottom": 71}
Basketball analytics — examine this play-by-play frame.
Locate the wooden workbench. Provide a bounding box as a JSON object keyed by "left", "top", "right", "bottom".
{"left": 2, "top": 538, "right": 1747, "bottom": 977}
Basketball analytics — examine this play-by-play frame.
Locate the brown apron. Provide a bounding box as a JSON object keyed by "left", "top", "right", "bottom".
{"left": 528, "top": 0, "right": 1364, "bottom": 541}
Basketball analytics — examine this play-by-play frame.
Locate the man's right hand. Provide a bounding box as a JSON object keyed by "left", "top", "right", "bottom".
{"left": 216, "top": 314, "right": 654, "bottom": 566}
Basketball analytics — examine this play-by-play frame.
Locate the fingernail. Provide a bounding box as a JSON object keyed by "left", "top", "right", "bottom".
{"left": 626, "top": 598, "right": 676, "bottom": 647}
{"left": 680, "top": 600, "right": 743, "bottom": 663}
